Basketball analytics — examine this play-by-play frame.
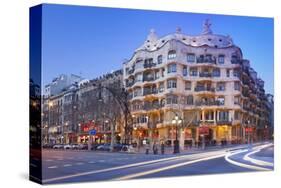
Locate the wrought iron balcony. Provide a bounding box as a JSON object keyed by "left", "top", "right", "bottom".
{"left": 216, "top": 120, "right": 232, "bottom": 125}
{"left": 196, "top": 56, "right": 216, "bottom": 64}
{"left": 126, "top": 81, "right": 135, "bottom": 87}
{"left": 195, "top": 100, "right": 223, "bottom": 106}
{"left": 143, "top": 88, "right": 158, "bottom": 96}
{"left": 143, "top": 77, "right": 155, "bottom": 82}
{"left": 143, "top": 62, "right": 156, "bottom": 69}
{"left": 143, "top": 102, "right": 162, "bottom": 110}
{"left": 194, "top": 86, "right": 215, "bottom": 92}
{"left": 199, "top": 72, "right": 212, "bottom": 78}
{"left": 127, "top": 68, "right": 135, "bottom": 75}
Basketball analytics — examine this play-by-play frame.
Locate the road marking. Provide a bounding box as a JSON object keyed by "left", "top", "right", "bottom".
{"left": 43, "top": 150, "right": 226, "bottom": 183}
{"left": 45, "top": 159, "right": 53, "bottom": 162}
{"left": 225, "top": 149, "right": 271, "bottom": 171}
{"left": 243, "top": 144, "right": 274, "bottom": 167}
{"left": 88, "top": 161, "right": 96, "bottom": 164}
{"left": 114, "top": 153, "right": 226, "bottom": 180}
{"left": 98, "top": 160, "right": 105, "bottom": 162}
{"left": 63, "top": 164, "right": 72, "bottom": 167}
{"left": 76, "top": 162, "right": 84, "bottom": 165}
{"left": 48, "top": 166, "right": 58, "bottom": 169}
{"left": 43, "top": 154, "right": 196, "bottom": 183}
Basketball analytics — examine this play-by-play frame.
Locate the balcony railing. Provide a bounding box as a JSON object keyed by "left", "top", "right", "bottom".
{"left": 127, "top": 68, "right": 135, "bottom": 75}
{"left": 143, "top": 62, "right": 156, "bottom": 69}
{"left": 194, "top": 87, "right": 215, "bottom": 92}
{"left": 143, "top": 102, "right": 162, "bottom": 110}
{"left": 126, "top": 81, "right": 135, "bottom": 87}
{"left": 199, "top": 72, "right": 212, "bottom": 77}
{"left": 216, "top": 120, "right": 232, "bottom": 125}
{"left": 231, "top": 59, "right": 242, "bottom": 65}
{"left": 143, "top": 77, "right": 155, "bottom": 82}
{"left": 195, "top": 100, "right": 223, "bottom": 106}
{"left": 143, "top": 88, "right": 158, "bottom": 96}
{"left": 196, "top": 56, "right": 216, "bottom": 64}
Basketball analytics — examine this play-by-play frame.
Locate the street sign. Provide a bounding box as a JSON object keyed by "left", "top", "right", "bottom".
{"left": 89, "top": 129, "right": 96, "bottom": 135}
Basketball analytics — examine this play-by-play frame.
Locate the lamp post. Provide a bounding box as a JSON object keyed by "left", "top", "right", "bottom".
{"left": 48, "top": 101, "right": 53, "bottom": 144}
{"left": 172, "top": 114, "right": 182, "bottom": 154}
{"left": 245, "top": 120, "right": 250, "bottom": 144}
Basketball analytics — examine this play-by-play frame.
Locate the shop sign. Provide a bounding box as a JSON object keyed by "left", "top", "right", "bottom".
{"left": 199, "top": 126, "right": 209, "bottom": 135}
{"left": 245, "top": 127, "right": 253, "bottom": 133}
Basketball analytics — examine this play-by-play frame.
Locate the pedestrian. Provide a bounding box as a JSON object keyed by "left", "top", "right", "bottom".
{"left": 145, "top": 143, "right": 149, "bottom": 154}
{"left": 161, "top": 142, "right": 165, "bottom": 155}
{"left": 153, "top": 142, "right": 158, "bottom": 155}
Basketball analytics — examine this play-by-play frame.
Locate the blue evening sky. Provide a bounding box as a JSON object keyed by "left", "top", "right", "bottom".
{"left": 42, "top": 4, "right": 274, "bottom": 94}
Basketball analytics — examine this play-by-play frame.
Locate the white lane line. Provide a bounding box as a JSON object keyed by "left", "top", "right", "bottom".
{"left": 114, "top": 153, "right": 226, "bottom": 180}
{"left": 45, "top": 159, "right": 53, "bottom": 162}
{"left": 42, "top": 153, "right": 200, "bottom": 183}
{"left": 98, "top": 160, "right": 105, "bottom": 162}
{"left": 88, "top": 161, "right": 96, "bottom": 164}
{"left": 63, "top": 164, "right": 72, "bottom": 167}
{"left": 76, "top": 162, "right": 84, "bottom": 165}
{"left": 225, "top": 149, "right": 271, "bottom": 171}
{"left": 48, "top": 166, "right": 58, "bottom": 169}
{"left": 43, "top": 150, "right": 226, "bottom": 183}
{"left": 243, "top": 144, "right": 274, "bottom": 167}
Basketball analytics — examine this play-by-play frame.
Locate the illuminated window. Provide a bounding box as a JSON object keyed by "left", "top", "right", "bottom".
{"left": 168, "top": 50, "right": 177, "bottom": 60}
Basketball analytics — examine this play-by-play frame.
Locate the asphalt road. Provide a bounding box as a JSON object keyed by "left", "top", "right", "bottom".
{"left": 41, "top": 142, "right": 274, "bottom": 184}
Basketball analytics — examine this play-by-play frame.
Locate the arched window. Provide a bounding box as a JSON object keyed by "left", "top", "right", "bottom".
{"left": 157, "top": 55, "right": 163, "bottom": 64}
{"left": 168, "top": 50, "right": 177, "bottom": 60}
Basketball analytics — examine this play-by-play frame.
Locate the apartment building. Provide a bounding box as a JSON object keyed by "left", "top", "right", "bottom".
{"left": 123, "top": 20, "right": 270, "bottom": 148}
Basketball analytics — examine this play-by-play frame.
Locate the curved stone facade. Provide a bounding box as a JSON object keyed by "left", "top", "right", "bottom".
{"left": 123, "top": 20, "right": 269, "bottom": 148}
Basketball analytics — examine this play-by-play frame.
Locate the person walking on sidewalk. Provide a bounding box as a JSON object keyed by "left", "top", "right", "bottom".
{"left": 161, "top": 142, "right": 165, "bottom": 155}
{"left": 153, "top": 142, "right": 158, "bottom": 155}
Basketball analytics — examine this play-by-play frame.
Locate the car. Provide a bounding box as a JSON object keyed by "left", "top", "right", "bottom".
{"left": 113, "top": 144, "right": 124, "bottom": 152}
{"left": 78, "top": 144, "right": 88, "bottom": 150}
{"left": 64, "top": 144, "right": 72, "bottom": 150}
{"left": 71, "top": 144, "right": 79, "bottom": 150}
{"left": 96, "top": 143, "right": 111, "bottom": 151}
{"left": 91, "top": 143, "right": 102, "bottom": 150}
{"left": 53, "top": 144, "right": 63, "bottom": 149}
{"left": 121, "top": 145, "right": 135, "bottom": 153}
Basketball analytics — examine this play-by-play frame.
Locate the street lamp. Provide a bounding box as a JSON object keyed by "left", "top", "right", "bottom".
{"left": 172, "top": 114, "right": 182, "bottom": 154}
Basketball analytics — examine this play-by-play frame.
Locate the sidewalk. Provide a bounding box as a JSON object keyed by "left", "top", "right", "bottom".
{"left": 133, "top": 142, "right": 270, "bottom": 155}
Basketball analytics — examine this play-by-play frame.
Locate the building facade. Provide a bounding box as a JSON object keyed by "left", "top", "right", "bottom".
{"left": 42, "top": 71, "right": 124, "bottom": 145}
{"left": 123, "top": 20, "right": 270, "bottom": 149}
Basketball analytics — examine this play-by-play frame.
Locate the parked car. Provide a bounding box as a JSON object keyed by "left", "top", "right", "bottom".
{"left": 91, "top": 143, "right": 102, "bottom": 150}
{"left": 113, "top": 144, "right": 124, "bottom": 152}
{"left": 121, "top": 144, "right": 135, "bottom": 153}
{"left": 71, "top": 144, "right": 79, "bottom": 150}
{"left": 78, "top": 144, "right": 88, "bottom": 150}
{"left": 64, "top": 144, "right": 72, "bottom": 150}
{"left": 53, "top": 144, "right": 63, "bottom": 149}
{"left": 96, "top": 143, "right": 111, "bottom": 151}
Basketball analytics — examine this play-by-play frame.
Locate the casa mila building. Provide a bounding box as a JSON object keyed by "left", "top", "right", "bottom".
{"left": 123, "top": 20, "right": 271, "bottom": 149}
